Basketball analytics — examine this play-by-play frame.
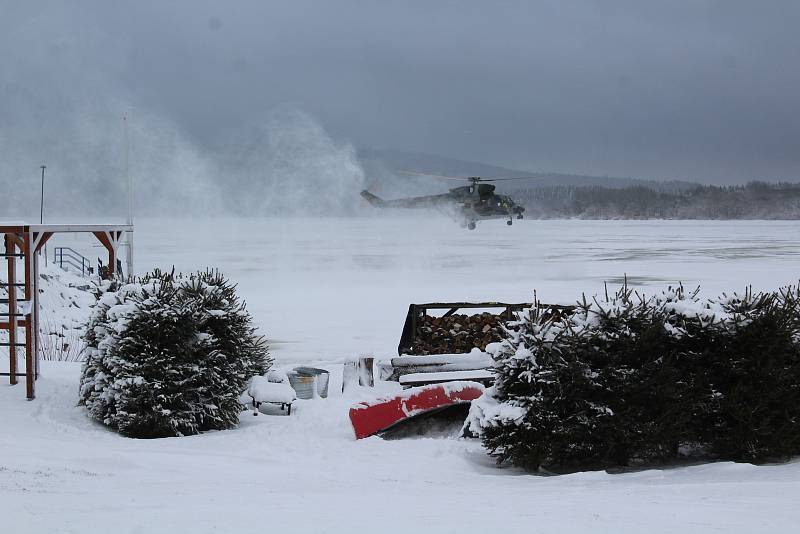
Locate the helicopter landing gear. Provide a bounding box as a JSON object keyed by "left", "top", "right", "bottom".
{"left": 467, "top": 221, "right": 477, "bottom": 230}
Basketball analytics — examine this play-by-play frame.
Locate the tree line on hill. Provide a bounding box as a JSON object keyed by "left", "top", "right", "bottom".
{"left": 515, "top": 182, "right": 800, "bottom": 219}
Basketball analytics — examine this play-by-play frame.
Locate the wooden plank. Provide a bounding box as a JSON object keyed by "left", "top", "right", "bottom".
{"left": 92, "top": 231, "right": 116, "bottom": 278}
{"left": 5, "top": 234, "right": 18, "bottom": 385}
{"left": 414, "top": 302, "right": 531, "bottom": 309}
{"left": 33, "top": 232, "right": 54, "bottom": 253}
{"left": 23, "top": 232, "right": 34, "bottom": 400}
{"left": 4, "top": 232, "right": 24, "bottom": 249}
{"left": 412, "top": 301, "right": 573, "bottom": 311}
{"left": 25, "top": 224, "right": 133, "bottom": 233}
{"left": 0, "top": 320, "right": 28, "bottom": 329}
{"left": 398, "top": 369, "right": 494, "bottom": 386}
{"left": 33, "top": 245, "right": 40, "bottom": 381}
{"left": 357, "top": 357, "right": 374, "bottom": 387}
{"left": 342, "top": 361, "right": 358, "bottom": 393}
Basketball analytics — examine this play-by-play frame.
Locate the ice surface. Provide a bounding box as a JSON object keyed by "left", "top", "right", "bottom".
{"left": 126, "top": 217, "right": 800, "bottom": 366}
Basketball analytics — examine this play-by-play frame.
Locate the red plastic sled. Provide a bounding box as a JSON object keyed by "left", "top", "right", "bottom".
{"left": 349, "top": 381, "right": 485, "bottom": 439}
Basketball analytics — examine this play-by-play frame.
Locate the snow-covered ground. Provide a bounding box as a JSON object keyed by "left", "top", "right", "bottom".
{"left": 3, "top": 217, "right": 800, "bottom": 533}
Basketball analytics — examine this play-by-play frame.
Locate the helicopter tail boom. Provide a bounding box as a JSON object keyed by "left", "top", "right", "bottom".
{"left": 361, "top": 190, "right": 453, "bottom": 209}
{"left": 360, "top": 190, "right": 388, "bottom": 207}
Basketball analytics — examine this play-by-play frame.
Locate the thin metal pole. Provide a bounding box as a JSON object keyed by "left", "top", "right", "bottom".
{"left": 40, "top": 165, "right": 47, "bottom": 266}
{"left": 39, "top": 165, "right": 46, "bottom": 224}
{"left": 124, "top": 113, "right": 134, "bottom": 278}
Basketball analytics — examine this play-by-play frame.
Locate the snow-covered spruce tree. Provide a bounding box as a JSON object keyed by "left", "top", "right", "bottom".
{"left": 649, "top": 286, "right": 800, "bottom": 462}
{"left": 693, "top": 287, "right": 800, "bottom": 462}
{"left": 79, "top": 269, "right": 270, "bottom": 438}
{"left": 468, "top": 283, "right": 800, "bottom": 471}
{"left": 467, "top": 285, "right": 705, "bottom": 472}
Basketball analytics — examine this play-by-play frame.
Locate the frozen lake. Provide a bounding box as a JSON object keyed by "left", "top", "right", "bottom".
{"left": 125, "top": 217, "right": 800, "bottom": 363}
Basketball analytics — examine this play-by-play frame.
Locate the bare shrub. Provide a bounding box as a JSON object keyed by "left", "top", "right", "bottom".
{"left": 39, "top": 317, "right": 86, "bottom": 362}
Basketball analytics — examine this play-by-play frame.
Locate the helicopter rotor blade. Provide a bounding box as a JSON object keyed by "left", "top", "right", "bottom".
{"left": 398, "top": 169, "right": 549, "bottom": 183}
{"left": 480, "top": 175, "right": 547, "bottom": 182}
{"left": 397, "top": 170, "right": 467, "bottom": 181}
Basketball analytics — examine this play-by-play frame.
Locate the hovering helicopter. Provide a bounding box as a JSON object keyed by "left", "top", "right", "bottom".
{"left": 360, "top": 173, "right": 532, "bottom": 230}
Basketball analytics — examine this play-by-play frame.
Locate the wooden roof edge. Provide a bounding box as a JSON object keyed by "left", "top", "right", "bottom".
{"left": 0, "top": 223, "right": 133, "bottom": 233}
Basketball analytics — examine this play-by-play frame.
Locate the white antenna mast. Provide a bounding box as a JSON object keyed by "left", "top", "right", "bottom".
{"left": 124, "top": 112, "right": 134, "bottom": 278}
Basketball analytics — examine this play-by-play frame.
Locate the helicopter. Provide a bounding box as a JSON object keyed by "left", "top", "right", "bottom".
{"left": 360, "top": 173, "right": 531, "bottom": 230}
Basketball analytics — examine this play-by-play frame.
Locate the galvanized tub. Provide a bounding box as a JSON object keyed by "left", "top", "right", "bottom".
{"left": 288, "top": 367, "right": 330, "bottom": 399}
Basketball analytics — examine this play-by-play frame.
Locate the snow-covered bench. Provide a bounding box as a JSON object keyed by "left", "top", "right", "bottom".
{"left": 247, "top": 375, "right": 297, "bottom": 416}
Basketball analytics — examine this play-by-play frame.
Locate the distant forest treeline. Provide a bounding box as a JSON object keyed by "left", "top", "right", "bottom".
{"left": 516, "top": 182, "right": 800, "bottom": 219}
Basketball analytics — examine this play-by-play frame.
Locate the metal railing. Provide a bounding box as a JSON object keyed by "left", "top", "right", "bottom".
{"left": 53, "top": 247, "right": 93, "bottom": 277}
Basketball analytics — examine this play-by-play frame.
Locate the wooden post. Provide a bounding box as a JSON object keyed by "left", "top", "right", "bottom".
{"left": 5, "top": 234, "right": 17, "bottom": 385}
{"left": 107, "top": 235, "right": 116, "bottom": 278}
{"left": 358, "top": 357, "right": 375, "bottom": 387}
{"left": 23, "top": 231, "right": 34, "bottom": 400}
{"left": 31, "top": 232, "right": 52, "bottom": 382}
{"left": 93, "top": 231, "right": 113, "bottom": 277}
{"left": 93, "top": 231, "right": 122, "bottom": 278}
{"left": 342, "top": 360, "right": 358, "bottom": 393}
{"left": 33, "top": 239, "right": 40, "bottom": 381}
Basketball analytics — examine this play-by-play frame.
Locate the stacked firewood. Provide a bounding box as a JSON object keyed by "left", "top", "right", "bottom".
{"left": 409, "top": 312, "right": 507, "bottom": 355}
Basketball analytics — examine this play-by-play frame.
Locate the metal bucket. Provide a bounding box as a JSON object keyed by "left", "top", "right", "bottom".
{"left": 288, "top": 367, "right": 330, "bottom": 399}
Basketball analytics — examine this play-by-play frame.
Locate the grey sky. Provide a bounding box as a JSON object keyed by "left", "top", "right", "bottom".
{"left": 2, "top": 0, "right": 800, "bottom": 186}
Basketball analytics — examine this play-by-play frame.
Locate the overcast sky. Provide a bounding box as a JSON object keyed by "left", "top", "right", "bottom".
{"left": 2, "top": 0, "right": 799, "bottom": 184}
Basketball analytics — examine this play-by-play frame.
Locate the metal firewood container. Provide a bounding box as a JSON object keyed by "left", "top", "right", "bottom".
{"left": 288, "top": 367, "right": 330, "bottom": 399}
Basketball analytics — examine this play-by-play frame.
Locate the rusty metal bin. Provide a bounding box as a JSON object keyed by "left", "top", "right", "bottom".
{"left": 288, "top": 367, "right": 330, "bottom": 399}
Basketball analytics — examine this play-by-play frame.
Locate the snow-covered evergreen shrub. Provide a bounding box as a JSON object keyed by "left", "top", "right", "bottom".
{"left": 468, "top": 284, "right": 800, "bottom": 471}
{"left": 691, "top": 287, "right": 800, "bottom": 462}
{"left": 79, "top": 269, "right": 270, "bottom": 438}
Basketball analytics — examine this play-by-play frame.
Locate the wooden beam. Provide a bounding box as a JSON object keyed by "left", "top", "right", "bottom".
{"left": 33, "top": 232, "right": 54, "bottom": 254}
{"left": 33, "top": 244, "right": 40, "bottom": 382}
{"left": 92, "top": 230, "right": 111, "bottom": 251}
{"left": 23, "top": 231, "right": 34, "bottom": 399}
{"left": 4, "top": 232, "right": 24, "bottom": 250}
{"left": 25, "top": 224, "right": 133, "bottom": 233}
{"left": 5, "top": 234, "right": 17, "bottom": 385}
{"left": 0, "top": 320, "right": 28, "bottom": 329}
{"left": 3, "top": 224, "right": 132, "bottom": 234}
{"left": 93, "top": 231, "right": 117, "bottom": 278}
